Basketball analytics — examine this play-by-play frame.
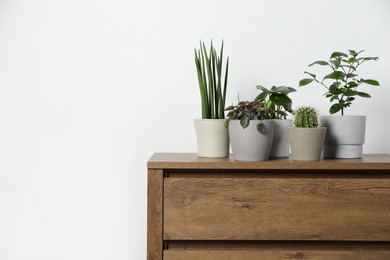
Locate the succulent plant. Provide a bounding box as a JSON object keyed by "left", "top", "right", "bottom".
{"left": 195, "top": 40, "right": 229, "bottom": 119}
{"left": 224, "top": 100, "right": 270, "bottom": 134}
{"left": 293, "top": 106, "right": 319, "bottom": 128}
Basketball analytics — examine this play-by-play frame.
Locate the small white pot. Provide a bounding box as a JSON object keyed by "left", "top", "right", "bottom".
{"left": 229, "top": 120, "right": 274, "bottom": 161}
{"left": 289, "top": 127, "right": 327, "bottom": 161}
{"left": 194, "top": 119, "right": 229, "bottom": 158}
{"left": 269, "top": 119, "right": 292, "bottom": 158}
{"left": 319, "top": 115, "right": 366, "bottom": 158}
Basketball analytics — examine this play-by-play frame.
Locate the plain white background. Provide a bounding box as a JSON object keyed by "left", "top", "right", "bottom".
{"left": 0, "top": 0, "right": 389, "bottom": 259}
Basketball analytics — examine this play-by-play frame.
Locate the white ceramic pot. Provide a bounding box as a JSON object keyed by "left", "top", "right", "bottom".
{"left": 194, "top": 119, "right": 229, "bottom": 158}
{"left": 319, "top": 115, "right": 366, "bottom": 158}
{"left": 269, "top": 119, "right": 292, "bottom": 158}
{"left": 289, "top": 127, "right": 327, "bottom": 161}
{"left": 229, "top": 120, "right": 274, "bottom": 161}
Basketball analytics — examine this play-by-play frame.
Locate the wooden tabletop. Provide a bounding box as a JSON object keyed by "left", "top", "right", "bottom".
{"left": 147, "top": 153, "right": 390, "bottom": 170}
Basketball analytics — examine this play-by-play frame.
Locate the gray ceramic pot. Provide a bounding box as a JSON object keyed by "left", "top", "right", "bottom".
{"left": 229, "top": 120, "right": 274, "bottom": 161}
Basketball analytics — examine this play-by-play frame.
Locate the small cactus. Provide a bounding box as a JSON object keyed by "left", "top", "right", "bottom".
{"left": 293, "top": 106, "right": 319, "bottom": 128}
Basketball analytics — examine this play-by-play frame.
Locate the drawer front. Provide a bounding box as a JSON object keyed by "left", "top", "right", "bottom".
{"left": 164, "top": 250, "right": 390, "bottom": 260}
{"left": 164, "top": 177, "right": 390, "bottom": 240}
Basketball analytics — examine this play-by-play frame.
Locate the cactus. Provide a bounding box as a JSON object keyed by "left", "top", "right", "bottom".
{"left": 293, "top": 106, "right": 319, "bottom": 128}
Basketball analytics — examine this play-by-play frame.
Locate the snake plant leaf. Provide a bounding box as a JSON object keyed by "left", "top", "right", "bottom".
{"left": 324, "top": 71, "right": 345, "bottom": 80}
{"left": 361, "top": 79, "right": 380, "bottom": 86}
{"left": 299, "top": 78, "right": 314, "bottom": 86}
{"left": 309, "top": 60, "right": 329, "bottom": 67}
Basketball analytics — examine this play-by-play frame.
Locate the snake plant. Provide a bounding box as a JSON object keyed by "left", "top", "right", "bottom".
{"left": 195, "top": 40, "right": 229, "bottom": 119}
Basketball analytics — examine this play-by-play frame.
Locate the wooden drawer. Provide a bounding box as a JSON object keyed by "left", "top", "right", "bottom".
{"left": 164, "top": 250, "right": 390, "bottom": 260}
{"left": 164, "top": 176, "right": 390, "bottom": 240}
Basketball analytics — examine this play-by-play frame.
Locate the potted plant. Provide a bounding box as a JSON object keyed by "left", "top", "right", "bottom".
{"left": 255, "top": 85, "right": 296, "bottom": 157}
{"left": 299, "top": 50, "right": 380, "bottom": 158}
{"left": 289, "top": 106, "right": 326, "bottom": 161}
{"left": 194, "top": 40, "right": 229, "bottom": 157}
{"left": 224, "top": 100, "right": 274, "bottom": 161}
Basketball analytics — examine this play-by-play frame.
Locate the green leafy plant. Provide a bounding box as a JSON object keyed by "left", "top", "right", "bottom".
{"left": 293, "top": 106, "right": 319, "bottom": 128}
{"left": 299, "top": 50, "right": 380, "bottom": 115}
{"left": 195, "top": 40, "right": 229, "bottom": 119}
{"left": 224, "top": 101, "right": 270, "bottom": 134}
{"left": 254, "top": 85, "right": 296, "bottom": 119}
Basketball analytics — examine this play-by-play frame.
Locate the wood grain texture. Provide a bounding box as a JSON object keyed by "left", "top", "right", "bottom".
{"left": 164, "top": 177, "right": 390, "bottom": 240}
{"left": 164, "top": 250, "right": 390, "bottom": 260}
{"left": 147, "top": 169, "right": 163, "bottom": 260}
{"left": 148, "top": 153, "right": 390, "bottom": 170}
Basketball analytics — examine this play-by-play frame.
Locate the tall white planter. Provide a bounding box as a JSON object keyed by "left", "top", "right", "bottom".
{"left": 194, "top": 119, "right": 229, "bottom": 158}
{"left": 319, "top": 115, "right": 366, "bottom": 158}
{"left": 229, "top": 120, "right": 274, "bottom": 161}
{"left": 269, "top": 119, "right": 292, "bottom": 158}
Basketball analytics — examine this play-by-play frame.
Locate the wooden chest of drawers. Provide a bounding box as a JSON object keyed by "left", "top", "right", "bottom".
{"left": 147, "top": 153, "right": 390, "bottom": 259}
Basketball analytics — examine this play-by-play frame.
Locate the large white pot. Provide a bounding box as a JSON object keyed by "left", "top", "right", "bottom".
{"left": 269, "top": 119, "right": 292, "bottom": 158}
{"left": 229, "top": 120, "right": 274, "bottom": 161}
{"left": 194, "top": 119, "right": 229, "bottom": 158}
{"left": 289, "top": 127, "right": 327, "bottom": 161}
{"left": 319, "top": 115, "right": 366, "bottom": 158}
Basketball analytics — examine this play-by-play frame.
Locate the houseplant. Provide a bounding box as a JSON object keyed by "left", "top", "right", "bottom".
{"left": 255, "top": 85, "right": 296, "bottom": 157}
{"left": 194, "top": 40, "right": 229, "bottom": 157}
{"left": 299, "top": 50, "right": 380, "bottom": 158}
{"left": 224, "top": 100, "right": 274, "bottom": 161}
{"left": 289, "top": 106, "right": 326, "bottom": 161}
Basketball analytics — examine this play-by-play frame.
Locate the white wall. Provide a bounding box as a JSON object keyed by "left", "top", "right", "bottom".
{"left": 0, "top": 0, "right": 389, "bottom": 259}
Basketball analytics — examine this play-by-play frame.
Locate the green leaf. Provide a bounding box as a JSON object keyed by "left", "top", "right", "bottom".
{"left": 331, "top": 59, "right": 341, "bottom": 69}
{"left": 345, "top": 90, "right": 358, "bottom": 96}
{"left": 240, "top": 116, "right": 250, "bottom": 129}
{"left": 329, "top": 84, "right": 342, "bottom": 95}
{"left": 331, "top": 52, "right": 347, "bottom": 58}
{"left": 348, "top": 49, "right": 357, "bottom": 57}
{"left": 225, "top": 105, "right": 234, "bottom": 111}
{"left": 299, "top": 78, "right": 314, "bottom": 86}
{"left": 357, "top": 91, "right": 371, "bottom": 98}
{"left": 304, "top": 71, "right": 316, "bottom": 79}
{"left": 324, "top": 71, "right": 345, "bottom": 80}
{"left": 330, "top": 103, "right": 343, "bottom": 114}
{"left": 361, "top": 79, "right": 380, "bottom": 86}
{"left": 271, "top": 86, "right": 286, "bottom": 93}
{"left": 348, "top": 57, "right": 358, "bottom": 64}
{"left": 287, "top": 87, "right": 297, "bottom": 93}
{"left": 255, "top": 92, "right": 267, "bottom": 101}
{"left": 359, "top": 57, "right": 378, "bottom": 61}
{"left": 347, "top": 73, "right": 358, "bottom": 78}
{"left": 308, "top": 60, "right": 329, "bottom": 67}
{"left": 256, "top": 85, "right": 269, "bottom": 93}
{"left": 257, "top": 122, "right": 266, "bottom": 134}
{"left": 269, "top": 93, "right": 292, "bottom": 104}
{"left": 348, "top": 81, "right": 358, "bottom": 87}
